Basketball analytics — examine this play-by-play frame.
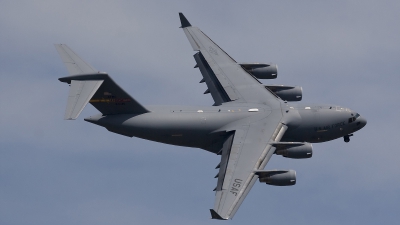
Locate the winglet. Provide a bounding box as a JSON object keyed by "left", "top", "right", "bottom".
{"left": 210, "top": 209, "right": 227, "bottom": 220}
{"left": 179, "top": 12, "right": 191, "bottom": 28}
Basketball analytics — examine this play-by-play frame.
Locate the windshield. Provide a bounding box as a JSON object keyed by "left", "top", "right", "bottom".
{"left": 348, "top": 113, "right": 360, "bottom": 123}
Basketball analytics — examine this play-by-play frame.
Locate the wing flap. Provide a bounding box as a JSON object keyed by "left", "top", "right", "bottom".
{"left": 194, "top": 52, "right": 230, "bottom": 105}
{"left": 215, "top": 132, "right": 235, "bottom": 191}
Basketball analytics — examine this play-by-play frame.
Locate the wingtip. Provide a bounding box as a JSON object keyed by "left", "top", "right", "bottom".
{"left": 210, "top": 209, "right": 227, "bottom": 220}
{"left": 179, "top": 12, "right": 191, "bottom": 28}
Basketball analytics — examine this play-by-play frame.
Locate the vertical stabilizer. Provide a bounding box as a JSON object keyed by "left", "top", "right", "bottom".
{"left": 56, "top": 44, "right": 149, "bottom": 120}
{"left": 54, "top": 44, "right": 98, "bottom": 75}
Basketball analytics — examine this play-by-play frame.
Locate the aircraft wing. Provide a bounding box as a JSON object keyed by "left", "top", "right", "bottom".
{"left": 211, "top": 109, "right": 286, "bottom": 220}
{"left": 179, "top": 13, "right": 278, "bottom": 106}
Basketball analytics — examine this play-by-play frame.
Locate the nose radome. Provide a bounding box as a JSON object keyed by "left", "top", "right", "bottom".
{"left": 358, "top": 116, "right": 367, "bottom": 128}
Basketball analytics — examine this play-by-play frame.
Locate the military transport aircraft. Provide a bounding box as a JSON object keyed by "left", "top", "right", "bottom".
{"left": 56, "top": 13, "right": 367, "bottom": 220}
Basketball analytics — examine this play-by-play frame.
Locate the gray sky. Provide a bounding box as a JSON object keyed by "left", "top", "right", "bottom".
{"left": 1, "top": 1, "right": 399, "bottom": 224}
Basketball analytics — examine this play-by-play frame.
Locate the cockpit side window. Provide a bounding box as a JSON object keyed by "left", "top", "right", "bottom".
{"left": 348, "top": 113, "right": 360, "bottom": 123}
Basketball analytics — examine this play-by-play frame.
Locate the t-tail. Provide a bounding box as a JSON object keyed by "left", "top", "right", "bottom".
{"left": 55, "top": 44, "right": 149, "bottom": 120}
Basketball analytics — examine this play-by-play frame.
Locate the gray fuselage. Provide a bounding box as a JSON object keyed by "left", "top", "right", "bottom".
{"left": 85, "top": 102, "right": 367, "bottom": 154}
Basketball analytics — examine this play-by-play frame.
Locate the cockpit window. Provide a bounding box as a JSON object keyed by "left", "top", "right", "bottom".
{"left": 348, "top": 113, "right": 360, "bottom": 123}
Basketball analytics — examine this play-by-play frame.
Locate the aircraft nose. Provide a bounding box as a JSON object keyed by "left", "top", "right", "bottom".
{"left": 357, "top": 116, "right": 367, "bottom": 128}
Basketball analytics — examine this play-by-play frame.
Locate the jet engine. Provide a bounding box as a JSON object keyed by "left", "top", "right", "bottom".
{"left": 240, "top": 63, "right": 278, "bottom": 79}
{"left": 256, "top": 170, "right": 296, "bottom": 186}
{"left": 265, "top": 85, "right": 303, "bottom": 101}
{"left": 274, "top": 142, "right": 312, "bottom": 159}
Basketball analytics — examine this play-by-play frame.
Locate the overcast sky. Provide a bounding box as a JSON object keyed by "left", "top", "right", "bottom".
{"left": 1, "top": 1, "right": 400, "bottom": 224}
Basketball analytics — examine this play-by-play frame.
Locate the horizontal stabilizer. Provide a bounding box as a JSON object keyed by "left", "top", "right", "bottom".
{"left": 65, "top": 80, "right": 104, "bottom": 120}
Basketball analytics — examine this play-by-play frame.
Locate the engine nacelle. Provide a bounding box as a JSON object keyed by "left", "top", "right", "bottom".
{"left": 274, "top": 142, "right": 312, "bottom": 159}
{"left": 256, "top": 170, "right": 296, "bottom": 186}
{"left": 240, "top": 63, "right": 278, "bottom": 79}
{"left": 265, "top": 85, "right": 303, "bottom": 101}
